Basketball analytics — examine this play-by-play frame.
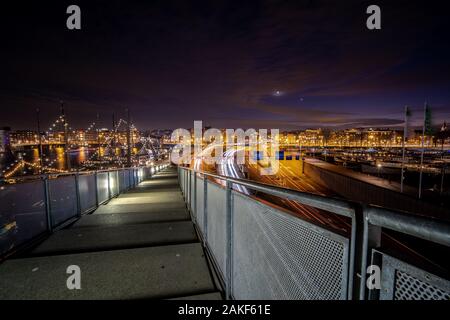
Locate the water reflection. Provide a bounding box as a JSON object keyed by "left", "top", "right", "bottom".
{"left": 18, "top": 146, "right": 98, "bottom": 173}
{"left": 5, "top": 145, "right": 144, "bottom": 176}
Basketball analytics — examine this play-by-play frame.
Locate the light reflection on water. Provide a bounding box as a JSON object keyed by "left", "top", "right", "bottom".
{"left": 19, "top": 146, "right": 102, "bottom": 172}
{"left": 9, "top": 146, "right": 142, "bottom": 175}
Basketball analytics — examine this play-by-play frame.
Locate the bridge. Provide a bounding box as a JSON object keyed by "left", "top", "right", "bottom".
{"left": 0, "top": 163, "right": 449, "bottom": 300}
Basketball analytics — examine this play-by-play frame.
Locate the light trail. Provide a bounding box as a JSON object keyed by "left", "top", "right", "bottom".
{"left": 218, "top": 148, "right": 249, "bottom": 195}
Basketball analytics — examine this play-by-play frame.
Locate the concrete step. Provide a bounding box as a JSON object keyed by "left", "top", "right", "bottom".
{"left": 72, "top": 211, "right": 189, "bottom": 228}
{"left": 0, "top": 243, "right": 215, "bottom": 300}
{"left": 27, "top": 221, "right": 197, "bottom": 256}
{"left": 127, "top": 185, "right": 181, "bottom": 192}
{"left": 138, "top": 177, "right": 179, "bottom": 185}
{"left": 93, "top": 203, "right": 187, "bottom": 215}
{"left": 171, "top": 292, "right": 223, "bottom": 300}
{"left": 117, "top": 190, "right": 183, "bottom": 199}
{"left": 108, "top": 192, "right": 184, "bottom": 205}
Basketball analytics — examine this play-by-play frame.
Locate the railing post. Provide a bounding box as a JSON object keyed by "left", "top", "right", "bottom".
{"left": 184, "top": 168, "right": 188, "bottom": 200}
{"left": 359, "top": 207, "right": 382, "bottom": 300}
{"left": 193, "top": 170, "right": 197, "bottom": 223}
{"left": 94, "top": 171, "right": 99, "bottom": 207}
{"left": 131, "top": 169, "right": 134, "bottom": 187}
{"left": 203, "top": 176, "right": 208, "bottom": 246}
{"left": 225, "top": 180, "right": 234, "bottom": 300}
{"left": 185, "top": 169, "right": 188, "bottom": 200}
{"left": 107, "top": 171, "right": 111, "bottom": 200}
{"left": 348, "top": 205, "right": 366, "bottom": 300}
{"left": 122, "top": 170, "right": 126, "bottom": 192}
{"left": 187, "top": 169, "right": 191, "bottom": 211}
{"left": 43, "top": 174, "right": 53, "bottom": 233}
{"left": 74, "top": 171, "right": 81, "bottom": 217}
{"left": 129, "top": 169, "right": 132, "bottom": 189}
{"left": 182, "top": 168, "right": 185, "bottom": 194}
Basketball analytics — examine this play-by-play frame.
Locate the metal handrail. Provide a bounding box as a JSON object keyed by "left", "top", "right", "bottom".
{"left": 0, "top": 161, "right": 167, "bottom": 184}
{"left": 366, "top": 206, "right": 450, "bottom": 247}
{"left": 359, "top": 204, "right": 450, "bottom": 299}
{"left": 179, "top": 166, "right": 356, "bottom": 218}
{"left": 178, "top": 165, "right": 359, "bottom": 299}
{"left": 180, "top": 165, "right": 450, "bottom": 245}
{"left": 1, "top": 163, "right": 169, "bottom": 260}
{"left": 178, "top": 165, "right": 450, "bottom": 300}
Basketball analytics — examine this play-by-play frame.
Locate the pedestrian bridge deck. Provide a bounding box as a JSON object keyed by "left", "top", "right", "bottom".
{"left": 0, "top": 167, "right": 222, "bottom": 300}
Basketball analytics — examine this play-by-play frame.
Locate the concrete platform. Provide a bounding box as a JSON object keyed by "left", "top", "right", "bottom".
{"left": 29, "top": 221, "right": 197, "bottom": 256}
{"left": 107, "top": 193, "right": 184, "bottom": 205}
{"left": 72, "top": 211, "right": 189, "bottom": 228}
{"left": 126, "top": 185, "right": 182, "bottom": 192}
{"left": 0, "top": 166, "right": 221, "bottom": 300}
{"left": 171, "top": 292, "right": 223, "bottom": 300}
{"left": 0, "top": 243, "right": 215, "bottom": 300}
{"left": 116, "top": 190, "right": 183, "bottom": 199}
{"left": 93, "top": 203, "right": 187, "bottom": 215}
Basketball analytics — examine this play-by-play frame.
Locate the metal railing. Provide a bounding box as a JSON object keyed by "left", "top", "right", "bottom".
{"left": 177, "top": 166, "right": 450, "bottom": 300}
{"left": 0, "top": 163, "right": 168, "bottom": 259}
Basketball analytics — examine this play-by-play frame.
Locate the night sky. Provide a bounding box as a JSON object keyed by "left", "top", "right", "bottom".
{"left": 1, "top": 0, "right": 450, "bottom": 130}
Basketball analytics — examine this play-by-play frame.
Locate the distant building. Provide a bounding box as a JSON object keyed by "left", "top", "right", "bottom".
{"left": 0, "top": 127, "right": 12, "bottom": 176}
{"left": 0, "top": 127, "right": 11, "bottom": 152}
{"left": 9, "top": 130, "right": 38, "bottom": 145}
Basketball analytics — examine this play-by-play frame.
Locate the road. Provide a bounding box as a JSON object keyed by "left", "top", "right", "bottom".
{"left": 190, "top": 144, "right": 448, "bottom": 273}
{"left": 219, "top": 150, "right": 447, "bottom": 273}
{"left": 217, "top": 148, "right": 249, "bottom": 195}
{"left": 247, "top": 159, "right": 350, "bottom": 234}
{"left": 193, "top": 145, "right": 350, "bottom": 233}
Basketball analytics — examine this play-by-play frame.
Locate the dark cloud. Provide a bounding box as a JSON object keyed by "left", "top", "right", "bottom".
{"left": 0, "top": 0, "right": 449, "bottom": 130}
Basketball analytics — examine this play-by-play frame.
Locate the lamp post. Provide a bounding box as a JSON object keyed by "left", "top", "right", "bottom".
{"left": 35, "top": 108, "right": 44, "bottom": 174}
{"left": 60, "top": 101, "right": 71, "bottom": 171}
{"left": 126, "top": 108, "right": 131, "bottom": 167}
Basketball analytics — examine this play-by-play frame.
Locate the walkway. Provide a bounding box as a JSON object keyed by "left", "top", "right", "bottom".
{"left": 0, "top": 166, "right": 222, "bottom": 300}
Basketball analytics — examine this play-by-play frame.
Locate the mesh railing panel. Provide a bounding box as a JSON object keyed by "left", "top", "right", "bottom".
{"left": 124, "top": 170, "right": 130, "bottom": 189}
{"left": 96, "top": 172, "right": 109, "bottom": 204}
{"left": 380, "top": 253, "right": 450, "bottom": 300}
{"left": 78, "top": 174, "right": 96, "bottom": 213}
{"left": 183, "top": 171, "right": 188, "bottom": 204}
{"left": 394, "top": 270, "right": 450, "bottom": 300}
{"left": 190, "top": 171, "right": 195, "bottom": 213}
{"left": 118, "top": 171, "right": 126, "bottom": 193}
{"left": 109, "top": 171, "right": 119, "bottom": 197}
{"left": 232, "top": 192, "right": 349, "bottom": 300}
{"left": 132, "top": 169, "right": 137, "bottom": 186}
{"left": 195, "top": 175, "right": 204, "bottom": 233}
{"left": 0, "top": 181, "right": 47, "bottom": 256}
{"left": 206, "top": 180, "right": 227, "bottom": 277}
{"left": 49, "top": 176, "right": 78, "bottom": 227}
{"left": 179, "top": 169, "right": 185, "bottom": 195}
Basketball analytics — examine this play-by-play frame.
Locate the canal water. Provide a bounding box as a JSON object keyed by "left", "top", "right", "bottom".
{"left": 11, "top": 146, "right": 107, "bottom": 174}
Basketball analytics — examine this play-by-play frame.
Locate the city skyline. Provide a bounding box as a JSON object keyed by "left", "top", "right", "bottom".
{"left": 0, "top": 0, "right": 449, "bottom": 130}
